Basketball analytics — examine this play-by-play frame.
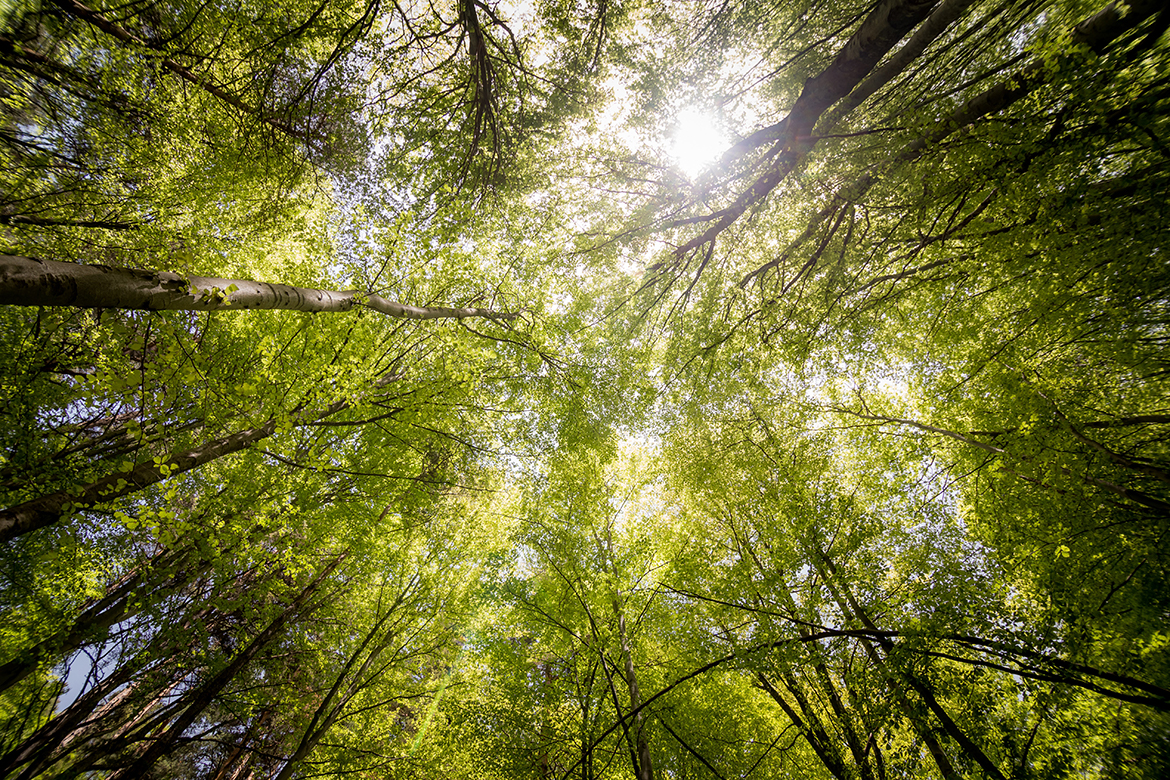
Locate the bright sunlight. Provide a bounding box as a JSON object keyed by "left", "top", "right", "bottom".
{"left": 670, "top": 108, "right": 727, "bottom": 178}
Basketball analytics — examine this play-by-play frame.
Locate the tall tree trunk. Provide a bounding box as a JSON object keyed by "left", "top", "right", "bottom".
{"left": 738, "top": 531, "right": 873, "bottom": 780}
{"left": 25, "top": 671, "right": 191, "bottom": 780}
{"left": 670, "top": 0, "right": 940, "bottom": 257}
{"left": 771, "top": 586, "right": 874, "bottom": 780}
{"left": 102, "top": 552, "right": 347, "bottom": 779}
{"left": 818, "top": 0, "right": 980, "bottom": 130}
{"left": 756, "top": 672, "right": 851, "bottom": 780}
{"left": 0, "top": 373, "right": 402, "bottom": 542}
{"left": 740, "top": 539, "right": 958, "bottom": 780}
{"left": 0, "top": 604, "right": 217, "bottom": 779}
{"left": 0, "top": 255, "right": 520, "bottom": 321}
{"left": 208, "top": 707, "right": 276, "bottom": 780}
{"left": 612, "top": 595, "right": 652, "bottom": 780}
{"left": 740, "top": 0, "right": 1163, "bottom": 288}
{"left": 0, "top": 414, "right": 204, "bottom": 494}
{"left": 600, "top": 526, "right": 653, "bottom": 780}
{"left": 271, "top": 584, "right": 411, "bottom": 780}
{"left": 0, "top": 544, "right": 202, "bottom": 694}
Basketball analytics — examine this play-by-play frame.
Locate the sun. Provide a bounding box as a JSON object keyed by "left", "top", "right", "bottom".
{"left": 670, "top": 108, "right": 726, "bottom": 179}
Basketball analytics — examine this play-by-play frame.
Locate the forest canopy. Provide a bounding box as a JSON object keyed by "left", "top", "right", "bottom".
{"left": 1, "top": 0, "right": 1168, "bottom": 778}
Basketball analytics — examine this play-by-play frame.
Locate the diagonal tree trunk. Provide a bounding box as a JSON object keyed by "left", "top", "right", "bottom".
{"left": 770, "top": 587, "right": 874, "bottom": 780}
{"left": 98, "top": 552, "right": 347, "bottom": 780}
{"left": 0, "top": 600, "right": 223, "bottom": 779}
{"left": 611, "top": 594, "right": 652, "bottom": 780}
{"left": 0, "top": 544, "right": 202, "bottom": 694}
{"left": 813, "top": 548, "right": 1008, "bottom": 780}
{"left": 271, "top": 582, "right": 414, "bottom": 780}
{"left": 756, "top": 672, "right": 851, "bottom": 780}
{"left": 0, "top": 255, "right": 520, "bottom": 321}
{"left": 0, "top": 373, "right": 405, "bottom": 542}
{"left": 207, "top": 706, "right": 276, "bottom": 780}
{"left": 818, "top": 0, "right": 980, "bottom": 131}
{"left": 736, "top": 534, "right": 963, "bottom": 780}
{"left": 737, "top": 529, "right": 874, "bottom": 780}
{"left": 740, "top": 0, "right": 1162, "bottom": 288}
{"left": 669, "top": 0, "right": 940, "bottom": 258}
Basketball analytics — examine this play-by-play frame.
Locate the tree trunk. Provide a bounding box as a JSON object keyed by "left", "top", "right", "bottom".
{"left": 672, "top": 0, "right": 940, "bottom": 257}
{"left": 103, "top": 552, "right": 347, "bottom": 779}
{"left": 819, "top": 0, "right": 980, "bottom": 131}
{"left": 597, "top": 525, "right": 653, "bottom": 780}
{"left": 771, "top": 586, "right": 873, "bottom": 780}
{"left": 0, "top": 255, "right": 519, "bottom": 321}
{"left": 738, "top": 532, "right": 872, "bottom": 780}
{"left": 756, "top": 672, "right": 851, "bottom": 780}
{"left": 740, "top": 0, "right": 1163, "bottom": 288}
{"left": 271, "top": 585, "right": 410, "bottom": 780}
{"left": 0, "top": 603, "right": 218, "bottom": 779}
{"left": 0, "top": 373, "right": 404, "bottom": 542}
{"left": 208, "top": 707, "right": 276, "bottom": 780}
{"left": 0, "top": 544, "right": 201, "bottom": 694}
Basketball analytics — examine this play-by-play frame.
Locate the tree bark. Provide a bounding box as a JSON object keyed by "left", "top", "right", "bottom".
{"left": 737, "top": 531, "right": 872, "bottom": 780}
{"left": 741, "top": 0, "right": 1163, "bottom": 288}
{"left": 819, "top": 0, "right": 980, "bottom": 131}
{"left": 672, "top": 0, "right": 940, "bottom": 257}
{"left": 813, "top": 549, "right": 1007, "bottom": 780}
{"left": 756, "top": 672, "right": 850, "bottom": 780}
{"left": 771, "top": 587, "right": 873, "bottom": 780}
{"left": 0, "top": 417, "right": 280, "bottom": 542}
{"left": 0, "top": 255, "right": 520, "bottom": 321}
{"left": 103, "top": 552, "right": 347, "bottom": 780}
{"left": 271, "top": 584, "right": 410, "bottom": 780}
{"left": 0, "top": 544, "right": 201, "bottom": 694}
{"left": 208, "top": 707, "right": 275, "bottom": 780}
{"left": 0, "top": 603, "right": 217, "bottom": 779}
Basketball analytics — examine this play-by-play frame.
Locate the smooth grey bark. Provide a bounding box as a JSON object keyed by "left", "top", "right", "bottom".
{"left": 612, "top": 594, "right": 652, "bottom": 780}
{"left": 0, "top": 256, "right": 519, "bottom": 321}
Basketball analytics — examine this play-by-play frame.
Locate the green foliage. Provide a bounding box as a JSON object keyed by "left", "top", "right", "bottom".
{"left": 2, "top": 0, "right": 1169, "bottom": 778}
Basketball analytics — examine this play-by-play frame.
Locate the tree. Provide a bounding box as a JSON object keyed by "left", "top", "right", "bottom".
{"left": 2, "top": 0, "right": 1169, "bottom": 777}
